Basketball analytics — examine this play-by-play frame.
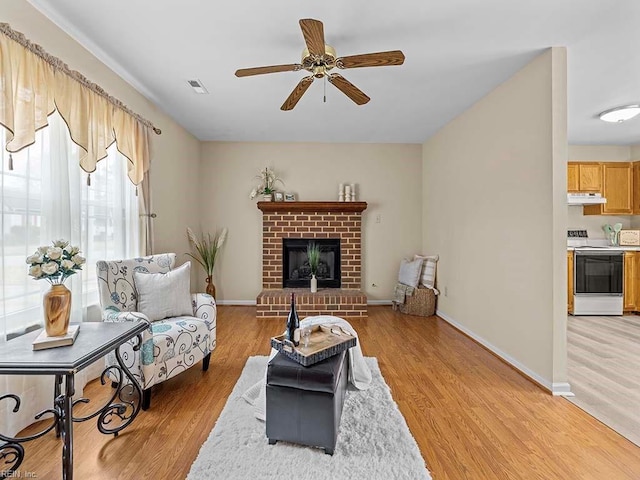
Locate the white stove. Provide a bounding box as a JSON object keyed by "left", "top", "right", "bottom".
{"left": 568, "top": 230, "right": 624, "bottom": 315}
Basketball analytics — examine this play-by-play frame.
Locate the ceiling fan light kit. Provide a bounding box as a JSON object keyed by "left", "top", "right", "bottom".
{"left": 234, "top": 19, "right": 405, "bottom": 111}
{"left": 598, "top": 104, "right": 640, "bottom": 123}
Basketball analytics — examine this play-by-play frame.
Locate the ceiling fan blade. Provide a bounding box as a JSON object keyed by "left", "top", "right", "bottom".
{"left": 299, "top": 19, "right": 326, "bottom": 56}
{"left": 281, "top": 76, "right": 314, "bottom": 111}
{"left": 336, "top": 50, "right": 405, "bottom": 69}
{"left": 235, "top": 64, "right": 302, "bottom": 77}
{"left": 328, "top": 74, "right": 370, "bottom": 105}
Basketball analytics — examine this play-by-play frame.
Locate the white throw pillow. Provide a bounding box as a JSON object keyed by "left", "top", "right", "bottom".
{"left": 414, "top": 254, "right": 439, "bottom": 289}
{"left": 398, "top": 257, "right": 424, "bottom": 288}
{"left": 133, "top": 262, "right": 193, "bottom": 322}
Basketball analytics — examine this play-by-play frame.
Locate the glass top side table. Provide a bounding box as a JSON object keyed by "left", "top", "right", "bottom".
{"left": 0, "top": 320, "right": 149, "bottom": 480}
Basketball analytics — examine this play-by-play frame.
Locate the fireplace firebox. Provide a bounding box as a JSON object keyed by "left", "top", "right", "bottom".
{"left": 283, "top": 238, "right": 341, "bottom": 288}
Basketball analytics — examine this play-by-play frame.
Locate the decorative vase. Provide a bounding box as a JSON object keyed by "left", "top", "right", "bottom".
{"left": 205, "top": 275, "right": 216, "bottom": 298}
{"left": 263, "top": 193, "right": 273, "bottom": 202}
{"left": 43, "top": 284, "right": 71, "bottom": 337}
{"left": 310, "top": 274, "right": 318, "bottom": 293}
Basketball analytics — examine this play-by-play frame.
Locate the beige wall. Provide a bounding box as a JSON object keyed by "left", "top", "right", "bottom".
{"left": 3, "top": 0, "right": 201, "bottom": 283}
{"left": 568, "top": 145, "right": 630, "bottom": 162}
{"left": 199, "top": 142, "right": 422, "bottom": 302}
{"left": 422, "top": 48, "right": 568, "bottom": 389}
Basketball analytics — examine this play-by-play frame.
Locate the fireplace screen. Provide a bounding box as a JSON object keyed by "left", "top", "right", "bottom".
{"left": 282, "top": 238, "right": 341, "bottom": 288}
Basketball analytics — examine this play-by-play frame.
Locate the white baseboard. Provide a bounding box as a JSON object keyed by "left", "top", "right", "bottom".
{"left": 436, "top": 310, "right": 572, "bottom": 396}
{"left": 216, "top": 300, "right": 257, "bottom": 306}
{"left": 551, "top": 383, "right": 574, "bottom": 397}
{"left": 368, "top": 300, "right": 393, "bottom": 305}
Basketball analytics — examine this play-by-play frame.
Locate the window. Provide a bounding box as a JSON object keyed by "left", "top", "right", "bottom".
{"left": 0, "top": 113, "right": 140, "bottom": 341}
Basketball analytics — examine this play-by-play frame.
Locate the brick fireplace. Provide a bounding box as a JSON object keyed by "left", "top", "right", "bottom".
{"left": 256, "top": 201, "right": 367, "bottom": 319}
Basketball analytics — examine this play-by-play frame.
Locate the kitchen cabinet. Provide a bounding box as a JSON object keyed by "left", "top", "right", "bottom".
{"left": 567, "top": 162, "right": 602, "bottom": 193}
{"left": 584, "top": 162, "right": 633, "bottom": 215}
{"left": 567, "top": 164, "right": 579, "bottom": 192}
{"left": 624, "top": 252, "right": 637, "bottom": 311}
{"left": 567, "top": 251, "right": 574, "bottom": 314}
{"left": 633, "top": 162, "right": 640, "bottom": 215}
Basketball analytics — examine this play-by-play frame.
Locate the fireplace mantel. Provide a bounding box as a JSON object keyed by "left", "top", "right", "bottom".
{"left": 257, "top": 201, "right": 367, "bottom": 213}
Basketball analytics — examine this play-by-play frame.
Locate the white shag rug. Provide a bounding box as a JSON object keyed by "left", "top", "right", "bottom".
{"left": 187, "top": 356, "right": 431, "bottom": 480}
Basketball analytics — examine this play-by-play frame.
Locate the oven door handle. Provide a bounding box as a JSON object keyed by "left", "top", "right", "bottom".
{"left": 574, "top": 293, "right": 623, "bottom": 297}
{"left": 574, "top": 250, "right": 624, "bottom": 256}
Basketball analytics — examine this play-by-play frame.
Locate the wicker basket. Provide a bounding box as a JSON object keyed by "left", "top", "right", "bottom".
{"left": 397, "top": 286, "right": 437, "bottom": 317}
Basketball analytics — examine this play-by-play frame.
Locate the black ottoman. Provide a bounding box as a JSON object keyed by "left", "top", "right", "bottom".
{"left": 266, "top": 350, "right": 349, "bottom": 455}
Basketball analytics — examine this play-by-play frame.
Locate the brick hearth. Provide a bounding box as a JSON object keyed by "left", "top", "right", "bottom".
{"left": 256, "top": 201, "right": 368, "bottom": 319}
{"left": 256, "top": 289, "right": 367, "bottom": 318}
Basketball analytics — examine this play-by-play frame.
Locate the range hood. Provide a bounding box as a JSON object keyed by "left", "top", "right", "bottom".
{"left": 567, "top": 193, "right": 607, "bottom": 205}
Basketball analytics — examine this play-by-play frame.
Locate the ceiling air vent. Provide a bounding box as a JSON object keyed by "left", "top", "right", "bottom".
{"left": 187, "top": 79, "right": 209, "bottom": 94}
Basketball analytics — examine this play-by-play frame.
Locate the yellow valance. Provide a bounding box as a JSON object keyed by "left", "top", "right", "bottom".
{"left": 0, "top": 23, "right": 159, "bottom": 185}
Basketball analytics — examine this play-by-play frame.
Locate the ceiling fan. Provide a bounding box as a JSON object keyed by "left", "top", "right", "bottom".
{"left": 235, "top": 19, "right": 405, "bottom": 111}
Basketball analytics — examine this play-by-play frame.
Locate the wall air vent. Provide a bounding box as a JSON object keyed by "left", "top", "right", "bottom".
{"left": 187, "top": 79, "right": 209, "bottom": 94}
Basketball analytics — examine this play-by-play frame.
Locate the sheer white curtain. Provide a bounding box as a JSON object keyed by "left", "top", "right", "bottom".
{"left": 0, "top": 112, "right": 140, "bottom": 437}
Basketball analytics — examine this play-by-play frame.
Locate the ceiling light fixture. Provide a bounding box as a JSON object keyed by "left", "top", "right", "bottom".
{"left": 187, "top": 79, "right": 209, "bottom": 94}
{"left": 598, "top": 105, "right": 640, "bottom": 123}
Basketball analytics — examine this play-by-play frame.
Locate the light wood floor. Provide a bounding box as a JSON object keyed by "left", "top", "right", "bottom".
{"left": 567, "top": 314, "right": 640, "bottom": 446}
{"left": 15, "top": 306, "right": 640, "bottom": 480}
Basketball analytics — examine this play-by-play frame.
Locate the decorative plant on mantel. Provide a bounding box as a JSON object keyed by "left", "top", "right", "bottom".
{"left": 249, "top": 167, "right": 284, "bottom": 201}
{"left": 307, "top": 241, "right": 321, "bottom": 293}
{"left": 186, "top": 227, "right": 228, "bottom": 298}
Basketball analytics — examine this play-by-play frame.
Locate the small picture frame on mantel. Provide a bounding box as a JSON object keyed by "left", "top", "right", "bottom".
{"left": 284, "top": 193, "right": 296, "bottom": 202}
{"left": 274, "top": 192, "right": 284, "bottom": 202}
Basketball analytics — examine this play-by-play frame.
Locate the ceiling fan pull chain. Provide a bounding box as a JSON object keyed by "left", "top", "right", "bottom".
{"left": 324, "top": 75, "right": 327, "bottom": 103}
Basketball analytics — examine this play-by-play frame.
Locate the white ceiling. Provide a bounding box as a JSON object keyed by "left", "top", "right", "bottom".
{"left": 27, "top": 0, "right": 640, "bottom": 145}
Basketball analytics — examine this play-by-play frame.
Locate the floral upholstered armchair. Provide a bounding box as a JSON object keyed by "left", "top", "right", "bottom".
{"left": 96, "top": 253, "right": 216, "bottom": 410}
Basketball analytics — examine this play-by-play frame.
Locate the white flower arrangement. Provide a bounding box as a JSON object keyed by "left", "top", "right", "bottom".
{"left": 26, "top": 239, "right": 85, "bottom": 284}
{"left": 249, "top": 167, "right": 284, "bottom": 199}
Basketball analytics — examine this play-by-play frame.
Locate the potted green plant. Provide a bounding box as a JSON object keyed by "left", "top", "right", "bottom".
{"left": 186, "top": 227, "right": 228, "bottom": 298}
{"left": 249, "top": 167, "right": 284, "bottom": 201}
{"left": 307, "top": 241, "right": 321, "bottom": 293}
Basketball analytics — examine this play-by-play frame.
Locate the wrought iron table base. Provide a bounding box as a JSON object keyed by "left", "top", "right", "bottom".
{"left": 0, "top": 334, "right": 143, "bottom": 480}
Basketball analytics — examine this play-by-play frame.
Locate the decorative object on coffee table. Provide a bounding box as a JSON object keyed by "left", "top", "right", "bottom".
{"left": 26, "top": 239, "right": 85, "bottom": 336}
{"left": 307, "top": 241, "right": 321, "bottom": 293}
{"left": 249, "top": 167, "right": 284, "bottom": 201}
{"left": 271, "top": 324, "right": 357, "bottom": 366}
{"left": 285, "top": 292, "right": 300, "bottom": 346}
{"left": 187, "top": 227, "right": 228, "bottom": 298}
